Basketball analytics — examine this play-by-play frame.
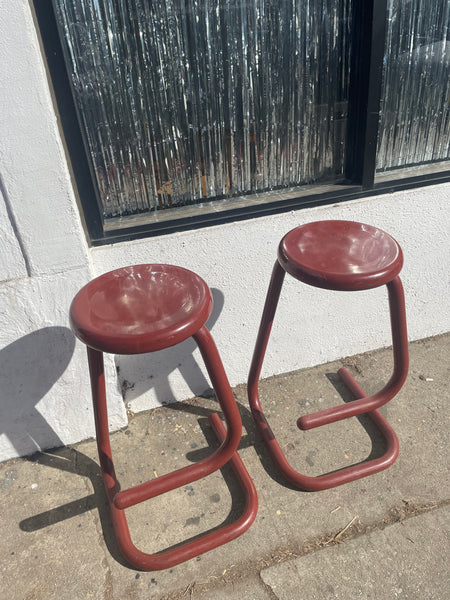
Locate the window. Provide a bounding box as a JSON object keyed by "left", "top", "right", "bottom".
{"left": 35, "top": 0, "right": 450, "bottom": 245}
{"left": 377, "top": 0, "right": 450, "bottom": 170}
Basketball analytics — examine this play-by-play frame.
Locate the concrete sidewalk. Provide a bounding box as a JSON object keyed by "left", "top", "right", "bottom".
{"left": 1, "top": 334, "right": 449, "bottom": 600}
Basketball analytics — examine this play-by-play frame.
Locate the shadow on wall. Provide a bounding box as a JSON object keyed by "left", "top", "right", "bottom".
{"left": 115, "top": 288, "right": 225, "bottom": 405}
{"left": 0, "top": 327, "right": 75, "bottom": 457}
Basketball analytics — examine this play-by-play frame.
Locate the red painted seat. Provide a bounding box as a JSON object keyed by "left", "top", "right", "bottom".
{"left": 70, "top": 264, "right": 257, "bottom": 570}
{"left": 278, "top": 220, "right": 403, "bottom": 291}
{"left": 248, "top": 221, "right": 409, "bottom": 491}
{"left": 70, "top": 264, "right": 213, "bottom": 354}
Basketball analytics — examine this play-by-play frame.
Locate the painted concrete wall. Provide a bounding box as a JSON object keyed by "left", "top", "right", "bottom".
{"left": 91, "top": 186, "right": 450, "bottom": 415}
{"left": 0, "top": 2, "right": 449, "bottom": 461}
{"left": 0, "top": 2, "right": 126, "bottom": 462}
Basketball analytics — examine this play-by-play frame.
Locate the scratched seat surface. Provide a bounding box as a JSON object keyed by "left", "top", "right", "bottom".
{"left": 70, "top": 264, "right": 212, "bottom": 354}
{"left": 278, "top": 220, "right": 403, "bottom": 291}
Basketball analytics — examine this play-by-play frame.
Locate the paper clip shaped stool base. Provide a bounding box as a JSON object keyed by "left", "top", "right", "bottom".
{"left": 71, "top": 264, "right": 257, "bottom": 569}
{"left": 248, "top": 221, "right": 409, "bottom": 491}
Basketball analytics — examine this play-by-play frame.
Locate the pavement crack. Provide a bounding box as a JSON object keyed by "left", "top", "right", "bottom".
{"left": 153, "top": 498, "right": 450, "bottom": 600}
{"left": 103, "top": 558, "right": 114, "bottom": 600}
{"left": 259, "top": 575, "right": 281, "bottom": 600}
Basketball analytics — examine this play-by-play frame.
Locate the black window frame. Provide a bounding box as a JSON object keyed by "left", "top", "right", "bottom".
{"left": 33, "top": 0, "right": 450, "bottom": 247}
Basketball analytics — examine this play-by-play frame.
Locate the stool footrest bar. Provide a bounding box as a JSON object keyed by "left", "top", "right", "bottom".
{"left": 107, "top": 415, "right": 258, "bottom": 570}
{"left": 250, "top": 368, "right": 399, "bottom": 491}
{"left": 248, "top": 222, "right": 408, "bottom": 491}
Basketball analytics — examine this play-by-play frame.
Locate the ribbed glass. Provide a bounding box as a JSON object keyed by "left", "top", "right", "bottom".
{"left": 53, "top": 0, "right": 353, "bottom": 219}
{"left": 377, "top": 0, "right": 450, "bottom": 171}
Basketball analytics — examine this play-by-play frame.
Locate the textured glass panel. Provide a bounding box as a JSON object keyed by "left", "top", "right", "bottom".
{"left": 53, "top": 0, "right": 353, "bottom": 219}
{"left": 377, "top": 0, "right": 450, "bottom": 171}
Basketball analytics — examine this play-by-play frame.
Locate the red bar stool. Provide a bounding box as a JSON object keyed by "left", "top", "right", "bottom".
{"left": 248, "top": 220, "right": 409, "bottom": 491}
{"left": 70, "top": 264, "right": 257, "bottom": 570}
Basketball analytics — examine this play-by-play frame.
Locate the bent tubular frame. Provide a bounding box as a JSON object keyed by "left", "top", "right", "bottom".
{"left": 87, "top": 325, "right": 257, "bottom": 570}
{"left": 248, "top": 261, "right": 409, "bottom": 491}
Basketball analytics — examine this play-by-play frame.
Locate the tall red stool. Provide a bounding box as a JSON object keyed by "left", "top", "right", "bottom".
{"left": 70, "top": 264, "right": 257, "bottom": 570}
{"left": 248, "top": 220, "right": 409, "bottom": 491}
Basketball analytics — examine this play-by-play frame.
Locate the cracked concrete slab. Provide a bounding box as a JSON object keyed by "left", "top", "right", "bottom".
{"left": 260, "top": 504, "right": 450, "bottom": 600}
{"left": 0, "top": 333, "right": 448, "bottom": 599}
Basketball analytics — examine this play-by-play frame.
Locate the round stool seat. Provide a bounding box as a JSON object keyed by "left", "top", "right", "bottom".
{"left": 70, "top": 264, "right": 213, "bottom": 354}
{"left": 278, "top": 220, "right": 403, "bottom": 291}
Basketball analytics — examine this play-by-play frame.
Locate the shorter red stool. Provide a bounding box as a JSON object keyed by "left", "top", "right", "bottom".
{"left": 248, "top": 221, "right": 409, "bottom": 490}
{"left": 70, "top": 264, "right": 257, "bottom": 570}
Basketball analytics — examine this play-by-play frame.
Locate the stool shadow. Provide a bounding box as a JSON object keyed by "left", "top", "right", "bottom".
{"left": 19, "top": 447, "right": 130, "bottom": 567}
{"left": 181, "top": 368, "right": 391, "bottom": 492}
{"left": 18, "top": 410, "right": 257, "bottom": 568}
{"left": 169, "top": 397, "right": 298, "bottom": 490}
{"left": 0, "top": 327, "right": 75, "bottom": 457}
{"left": 325, "top": 371, "right": 389, "bottom": 462}
{"left": 17, "top": 371, "right": 391, "bottom": 563}
{"left": 115, "top": 288, "right": 225, "bottom": 406}
{"left": 129, "top": 415, "right": 253, "bottom": 560}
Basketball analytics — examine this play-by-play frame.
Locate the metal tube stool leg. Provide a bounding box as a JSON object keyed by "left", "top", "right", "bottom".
{"left": 71, "top": 264, "right": 257, "bottom": 569}
{"left": 248, "top": 221, "right": 409, "bottom": 491}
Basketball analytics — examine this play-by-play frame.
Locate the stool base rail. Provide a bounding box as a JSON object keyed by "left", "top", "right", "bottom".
{"left": 248, "top": 261, "right": 409, "bottom": 492}
{"left": 251, "top": 366, "right": 399, "bottom": 491}
{"left": 87, "top": 326, "right": 258, "bottom": 570}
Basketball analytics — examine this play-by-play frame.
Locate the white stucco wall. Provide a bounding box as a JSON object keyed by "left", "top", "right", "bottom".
{"left": 0, "top": 2, "right": 449, "bottom": 461}
{"left": 91, "top": 186, "right": 450, "bottom": 414}
{"left": 0, "top": 2, "right": 126, "bottom": 462}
